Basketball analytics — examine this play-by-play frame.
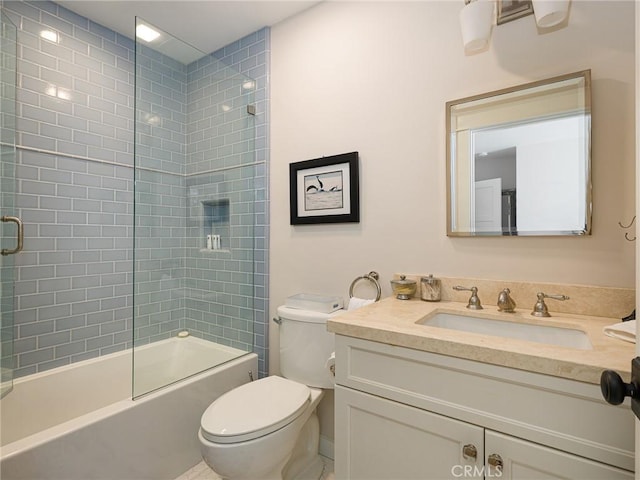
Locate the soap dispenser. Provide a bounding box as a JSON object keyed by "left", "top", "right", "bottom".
{"left": 420, "top": 274, "right": 442, "bottom": 302}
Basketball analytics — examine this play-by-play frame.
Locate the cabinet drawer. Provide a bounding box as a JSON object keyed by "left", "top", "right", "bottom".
{"left": 335, "top": 335, "right": 634, "bottom": 471}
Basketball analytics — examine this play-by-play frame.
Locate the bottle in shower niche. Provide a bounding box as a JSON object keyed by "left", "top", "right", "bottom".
{"left": 206, "top": 235, "right": 213, "bottom": 250}
{"left": 420, "top": 274, "right": 441, "bottom": 302}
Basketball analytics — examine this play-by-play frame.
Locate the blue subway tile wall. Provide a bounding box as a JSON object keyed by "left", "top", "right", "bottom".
{"left": 12, "top": 150, "right": 133, "bottom": 377}
{"left": 4, "top": 1, "right": 270, "bottom": 378}
{"left": 133, "top": 169, "right": 186, "bottom": 345}
{"left": 133, "top": 40, "right": 188, "bottom": 346}
{"left": 208, "top": 29, "right": 270, "bottom": 375}
{"left": 184, "top": 43, "right": 265, "bottom": 370}
{"left": 184, "top": 166, "right": 256, "bottom": 353}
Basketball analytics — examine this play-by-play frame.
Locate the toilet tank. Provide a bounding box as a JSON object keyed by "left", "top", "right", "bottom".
{"left": 276, "top": 305, "right": 341, "bottom": 389}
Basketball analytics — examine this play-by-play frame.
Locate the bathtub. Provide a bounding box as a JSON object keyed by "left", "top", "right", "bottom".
{"left": 0, "top": 336, "right": 257, "bottom": 480}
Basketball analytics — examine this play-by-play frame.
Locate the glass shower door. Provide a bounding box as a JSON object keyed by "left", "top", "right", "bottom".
{"left": 133, "top": 18, "right": 256, "bottom": 398}
{"left": 0, "top": 10, "right": 18, "bottom": 399}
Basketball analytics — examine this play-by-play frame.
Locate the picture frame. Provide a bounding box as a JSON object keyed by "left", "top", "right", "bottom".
{"left": 497, "top": 0, "right": 534, "bottom": 25}
{"left": 289, "top": 152, "right": 359, "bottom": 225}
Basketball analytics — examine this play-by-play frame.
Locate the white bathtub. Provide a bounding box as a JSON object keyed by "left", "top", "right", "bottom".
{"left": 0, "top": 336, "right": 257, "bottom": 480}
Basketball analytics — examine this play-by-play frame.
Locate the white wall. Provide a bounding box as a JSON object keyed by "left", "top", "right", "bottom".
{"left": 270, "top": 0, "right": 634, "bottom": 310}
{"left": 269, "top": 0, "right": 635, "bottom": 452}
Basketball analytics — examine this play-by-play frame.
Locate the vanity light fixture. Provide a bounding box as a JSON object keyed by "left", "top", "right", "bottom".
{"left": 136, "top": 24, "right": 161, "bottom": 43}
{"left": 531, "top": 0, "right": 571, "bottom": 28}
{"left": 460, "top": 0, "right": 495, "bottom": 52}
{"left": 460, "top": 0, "right": 571, "bottom": 54}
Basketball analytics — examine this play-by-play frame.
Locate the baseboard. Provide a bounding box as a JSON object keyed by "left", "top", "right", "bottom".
{"left": 319, "top": 434, "right": 334, "bottom": 460}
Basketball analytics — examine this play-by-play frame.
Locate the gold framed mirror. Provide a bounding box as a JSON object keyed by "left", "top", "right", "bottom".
{"left": 446, "top": 70, "right": 592, "bottom": 237}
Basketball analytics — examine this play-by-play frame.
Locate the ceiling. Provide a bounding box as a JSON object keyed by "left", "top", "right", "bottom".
{"left": 56, "top": 1, "right": 321, "bottom": 62}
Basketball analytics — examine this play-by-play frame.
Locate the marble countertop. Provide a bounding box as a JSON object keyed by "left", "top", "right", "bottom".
{"left": 327, "top": 296, "right": 636, "bottom": 384}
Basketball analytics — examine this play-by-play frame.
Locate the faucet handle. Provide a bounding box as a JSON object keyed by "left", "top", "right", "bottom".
{"left": 531, "top": 292, "right": 569, "bottom": 317}
{"left": 497, "top": 288, "right": 516, "bottom": 313}
{"left": 453, "top": 285, "right": 483, "bottom": 310}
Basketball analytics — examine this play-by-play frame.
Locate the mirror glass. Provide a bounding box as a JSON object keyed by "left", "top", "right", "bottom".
{"left": 446, "top": 70, "right": 591, "bottom": 236}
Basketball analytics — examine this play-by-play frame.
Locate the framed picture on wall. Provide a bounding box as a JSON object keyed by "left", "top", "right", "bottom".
{"left": 497, "top": 0, "right": 534, "bottom": 25}
{"left": 289, "top": 152, "right": 360, "bottom": 225}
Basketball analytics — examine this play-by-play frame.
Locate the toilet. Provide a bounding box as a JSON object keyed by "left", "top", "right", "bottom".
{"left": 198, "top": 304, "right": 339, "bottom": 480}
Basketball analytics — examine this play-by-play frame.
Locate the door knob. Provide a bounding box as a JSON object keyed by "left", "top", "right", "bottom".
{"left": 601, "top": 357, "right": 640, "bottom": 421}
{"left": 600, "top": 370, "right": 638, "bottom": 405}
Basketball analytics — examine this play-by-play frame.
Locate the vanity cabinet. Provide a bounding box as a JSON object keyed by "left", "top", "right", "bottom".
{"left": 334, "top": 335, "right": 634, "bottom": 479}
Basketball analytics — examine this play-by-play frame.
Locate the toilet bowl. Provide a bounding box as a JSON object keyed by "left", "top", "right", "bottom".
{"left": 199, "top": 376, "right": 325, "bottom": 480}
{"left": 199, "top": 304, "right": 339, "bottom": 480}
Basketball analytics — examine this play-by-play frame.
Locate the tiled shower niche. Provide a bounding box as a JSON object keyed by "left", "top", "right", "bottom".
{"left": 201, "top": 198, "right": 229, "bottom": 251}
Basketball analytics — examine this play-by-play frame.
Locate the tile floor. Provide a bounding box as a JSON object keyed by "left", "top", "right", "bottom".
{"left": 175, "top": 461, "right": 221, "bottom": 480}
{"left": 175, "top": 457, "right": 334, "bottom": 480}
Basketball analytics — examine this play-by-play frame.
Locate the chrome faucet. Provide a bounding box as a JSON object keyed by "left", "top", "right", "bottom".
{"left": 531, "top": 292, "right": 569, "bottom": 317}
{"left": 453, "top": 285, "right": 483, "bottom": 310}
{"left": 497, "top": 288, "right": 516, "bottom": 313}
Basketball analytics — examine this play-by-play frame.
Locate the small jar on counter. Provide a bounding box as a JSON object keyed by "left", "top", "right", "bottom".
{"left": 420, "top": 274, "right": 441, "bottom": 302}
{"left": 390, "top": 275, "right": 417, "bottom": 300}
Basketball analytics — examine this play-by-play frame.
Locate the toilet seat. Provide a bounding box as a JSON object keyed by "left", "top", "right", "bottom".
{"left": 200, "top": 376, "right": 310, "bottom": 444}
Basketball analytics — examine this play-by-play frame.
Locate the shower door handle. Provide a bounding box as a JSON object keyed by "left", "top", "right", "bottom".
{"left": 1, "top": 216, "right": 23, "bottom": 256}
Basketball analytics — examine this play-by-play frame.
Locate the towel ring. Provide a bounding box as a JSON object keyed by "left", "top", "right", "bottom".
{"left": 349, "top": 271, "right": 381, "bottom": 301}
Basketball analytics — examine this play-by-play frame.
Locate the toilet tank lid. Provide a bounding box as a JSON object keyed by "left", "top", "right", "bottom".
{"left": 285, "top": 293, "right": 343, "bottom": 313}
{"left": 200, "top": 376, "right": 310, "bottom": 444}
{"left": 277, "top": 305, "right": 344, "bottom": 324}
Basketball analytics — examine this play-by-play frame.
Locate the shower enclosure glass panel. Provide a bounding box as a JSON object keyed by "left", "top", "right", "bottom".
{"left": 0, "top": 10, "right": 17, "bottom": 399}
{"left": 133, "top": 18, "right": 256, "bottom": 398}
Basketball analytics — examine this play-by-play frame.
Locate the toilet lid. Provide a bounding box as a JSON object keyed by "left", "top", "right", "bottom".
{"left": 200, "top": 376, "right": 311, "bottom": 444}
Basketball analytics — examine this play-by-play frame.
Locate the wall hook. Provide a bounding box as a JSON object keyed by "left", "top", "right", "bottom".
{"left": 619, "top": 215, "right": 636, "bottom": 241}
{"left": 618, "top": 216, "right": 635, "bottom": 229}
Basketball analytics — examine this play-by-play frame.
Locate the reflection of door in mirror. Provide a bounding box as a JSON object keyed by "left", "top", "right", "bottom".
{"left": 474, "top": 178, "right": 502, "bottom": 233}
{"left": 474, "top": 145, "right": 517, "bottom": 234}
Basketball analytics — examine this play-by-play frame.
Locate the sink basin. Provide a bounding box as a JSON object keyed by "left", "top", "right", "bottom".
{"left": 419, "top": 312, "right": 593, "bottom": 350}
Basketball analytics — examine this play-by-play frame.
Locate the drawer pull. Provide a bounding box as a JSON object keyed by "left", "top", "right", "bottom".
{"left": 487, "top": 453, "right": 503, "bottom": 472}
{"left": 462, "top": 444, "right": 477, "bottom": 461}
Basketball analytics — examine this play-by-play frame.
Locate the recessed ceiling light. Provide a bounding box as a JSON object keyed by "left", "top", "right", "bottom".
{"left": 136, "top": 24, "right": 161, "bottom": 43}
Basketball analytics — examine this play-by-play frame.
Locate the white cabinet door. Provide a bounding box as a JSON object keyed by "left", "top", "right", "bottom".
{"left": 485, "top": 430, "right": 634, "bottom": 480}
{"left": 335, "top": 385, "right": 484, "bottom": 480}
